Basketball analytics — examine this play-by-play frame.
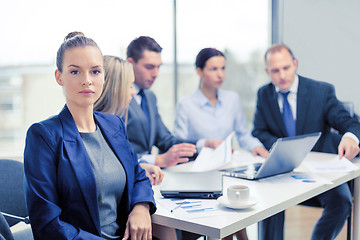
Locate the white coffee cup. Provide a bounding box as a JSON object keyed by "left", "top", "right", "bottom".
{"left": 227, "top": 185, "right": 250, "bottom": 204}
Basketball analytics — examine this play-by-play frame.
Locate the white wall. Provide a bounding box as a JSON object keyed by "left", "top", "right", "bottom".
{"left": 282, "top": 0, "right": 360, "bottom": 113}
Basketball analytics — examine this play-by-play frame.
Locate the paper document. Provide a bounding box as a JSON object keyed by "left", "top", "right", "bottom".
{"left": 303, "top": 155, "right": 358, "bottom": 172}
{"left": 190, "top": 132, "right": 234, "bottom": 172}
{"left": 156, "top": 198, "right": 225, "bottom": 219}
{"left": 217, "top": 150, "right": 265, "bottom": 170}
{"left": 258, "top": 172, "right": 332, "bottom": 185}
{"left": 232, "top": 150, "right": 265, "bottom": 164}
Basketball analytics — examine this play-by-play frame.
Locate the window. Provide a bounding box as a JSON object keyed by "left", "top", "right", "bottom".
{"left": 174, "top": 0, "right": 269, "bottom": 130}
{"left": 0, "top": 0, "right": 269, "bottom": 155}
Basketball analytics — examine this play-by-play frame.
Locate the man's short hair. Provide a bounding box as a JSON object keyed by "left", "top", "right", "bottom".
{"left": 127, "top": 36, "right": 162, "bottom": 62}
{"left": 264, "top": 44, "right": 296, "bottom": 63}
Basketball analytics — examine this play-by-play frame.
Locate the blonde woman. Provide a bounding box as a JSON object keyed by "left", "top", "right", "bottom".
{"left": 94, "top": 56, "right": 133, "bottom": 125}
{"left": 95, "top": 55, "right": 175, "bottom": 239}
{"left": 94, "top": 56, "right": 164, "bottom": 185}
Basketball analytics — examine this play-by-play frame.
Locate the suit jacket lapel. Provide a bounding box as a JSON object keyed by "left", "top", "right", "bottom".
{"left": 59, "top": 106, "right": 101, "bottom": 235}
{"left": 94, "top": 113, "right": 132, "bottom": 178}
{"left": 129, "top": 99, "right": 150, "bottom": 146}
{"left": 268, "top": 85, "right": 289, "bottom": 137}
{"left": 296, "top": 76, "right": 310, "bottom": 134}
{"left": 144, "top": 91, "right": 156, "bottom": 149}
{"left": 93, "top": 113, "right": 132, "bottom": 211}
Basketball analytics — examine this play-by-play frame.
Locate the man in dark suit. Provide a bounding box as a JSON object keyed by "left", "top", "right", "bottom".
{"left": 126, "top": 36, "right": 201, "bottom": 239}
{"left": 253, "top": 44, "right": 360, "bottom": 240}
{"left": 126, "top": 36, "right": 197, "bottom": 168}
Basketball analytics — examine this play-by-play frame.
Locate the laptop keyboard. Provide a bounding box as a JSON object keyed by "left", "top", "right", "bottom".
{"left": 228, "top": 162, "right": 262, "bottom": 173}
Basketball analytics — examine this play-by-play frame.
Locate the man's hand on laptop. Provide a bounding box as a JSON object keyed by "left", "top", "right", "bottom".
{"left": 155, "top": 143, "right": 197, "bottom": 168}
{"left": 252, "top": 146, "right": 269, "bottom": 158}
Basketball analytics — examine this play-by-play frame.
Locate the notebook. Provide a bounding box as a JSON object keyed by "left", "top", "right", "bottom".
{"left": 160, "top": 171, "right": 223, "bottom": 199}
{"left": 220, "top": 132, "right": 321, "bottom": 180}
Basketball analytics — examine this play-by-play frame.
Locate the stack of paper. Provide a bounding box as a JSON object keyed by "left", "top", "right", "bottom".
{"left": 190, "top": 132, "right": 234, "bottom": 172}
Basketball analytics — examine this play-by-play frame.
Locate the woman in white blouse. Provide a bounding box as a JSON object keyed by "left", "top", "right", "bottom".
{"left": 174, "top": 48, "right": 268, "bottom": 157}
{"left": 174, "top": 47, "right": 269, "bottom": 240}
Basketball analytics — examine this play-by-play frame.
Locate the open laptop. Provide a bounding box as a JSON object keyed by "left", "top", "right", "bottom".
{"left": 220, "top": 132, "right": 321, "bottom": 180}
{"left": 160, "top": 171, "right": 223, "bottom": 199}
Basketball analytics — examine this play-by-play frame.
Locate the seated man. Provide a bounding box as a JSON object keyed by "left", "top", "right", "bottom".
{"left": 126, "top": 36, "right": 197, "bottom": 168}
{"left": 253, "top": 44, "right": 360, "bottom": 240}
{"left": 126, "top": 36, "right": 203, "bottom": 240}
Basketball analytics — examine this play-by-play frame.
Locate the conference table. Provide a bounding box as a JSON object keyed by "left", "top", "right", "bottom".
{"left": 151, "top": 151, "right": 360, "bottom": 240}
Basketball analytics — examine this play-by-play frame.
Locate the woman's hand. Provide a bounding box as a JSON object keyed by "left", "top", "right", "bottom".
{"left": 252, "top": 146, "right": 269, "bottom": 158}
{"left": 205, "top": 139, "right": 223, "bottom": 149}
{"left": 122, "top": 203, "right": 152, "bottom": 240}
{"left": 140, "top": 163, "right": 164, "bottom": 185}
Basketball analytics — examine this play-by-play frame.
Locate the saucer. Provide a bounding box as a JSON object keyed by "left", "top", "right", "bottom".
{"left": 217, "top": 196, "right": 258, "bottom": 209}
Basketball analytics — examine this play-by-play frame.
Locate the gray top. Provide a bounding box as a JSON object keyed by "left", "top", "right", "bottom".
{"left": 80, "top": 127, "right": 126, "bottom": 239}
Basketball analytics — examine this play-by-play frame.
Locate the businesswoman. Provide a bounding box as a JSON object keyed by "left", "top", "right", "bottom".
{"left": 24, "top": 32, "right": 155, "bottom": 240}
{"left": 94, "top": 56, "right": 164, "bottom": 186}
{"left": 94, "top": 54, "right": 175, "bottom": 240}
{"left": 174, "top": 48, "right": 269, "bottom": 157}
{"left": 174, "top": 48, "right": 269, "bottom": 240}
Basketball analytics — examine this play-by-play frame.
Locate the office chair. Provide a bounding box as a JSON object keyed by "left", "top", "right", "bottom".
{"left": 0, "top": 159, "right": 33, "bottom": 240}
{"left": 343, "top": 102, "right": 355, "bottom": 117}
{"left": 0, "top": 211, "right": 14, "bottom": 240}
{"left": 331, "top": 102, "right": 356, "bottom": 134}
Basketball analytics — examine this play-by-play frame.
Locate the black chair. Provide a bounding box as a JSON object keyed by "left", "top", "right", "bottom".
{"left": 0, "top": 159, "right": 33, "bottom": 240}
{"left": 0, "top": 211, "right": 14, "bottom": 240}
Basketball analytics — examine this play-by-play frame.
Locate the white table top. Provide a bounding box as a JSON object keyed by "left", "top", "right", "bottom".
{"left": 151, "top": 152, "right": 360, "bottom": 239}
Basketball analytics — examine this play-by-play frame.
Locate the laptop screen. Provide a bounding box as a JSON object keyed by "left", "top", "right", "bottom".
{"left": 220, "top": 132, "right": 321, "bottom": 180}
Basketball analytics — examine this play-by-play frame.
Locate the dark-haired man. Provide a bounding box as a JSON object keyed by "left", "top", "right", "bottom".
{"left": 126, "top": 36, "right": 197, "bottom": 168}
{"left": 253, "top": 44, "right": 360, "bottom": 240}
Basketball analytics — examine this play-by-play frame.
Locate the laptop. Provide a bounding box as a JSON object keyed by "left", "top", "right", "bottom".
{"left": 220, "top": 132, "right": 321, "bottom": 180}
{"left": 160, "top": 171, "right": 223, "bottom": 199}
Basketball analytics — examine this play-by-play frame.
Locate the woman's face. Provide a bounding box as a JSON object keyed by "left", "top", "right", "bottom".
{"left": 55, "top": 46, "right": 104, "bottom": 109}
{"left": 198, "top": 56, "right": 226, "bottom": 91}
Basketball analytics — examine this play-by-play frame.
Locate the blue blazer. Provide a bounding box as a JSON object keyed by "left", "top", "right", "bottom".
{"left": 252, "top": 75, "right": 360, "bottom": 153}
{"left": 24, "top": 106, "right": 156, "bottom": 240}
{"left": 127, "top": 89, "right": 187, "bottom": 157}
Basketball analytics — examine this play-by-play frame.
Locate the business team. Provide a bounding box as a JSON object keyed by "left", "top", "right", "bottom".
{"left": 124, "top": 38, "right": 360, "bottom": 240}
{"left": 23, "top": 32, "right": 360, "bottom": 240}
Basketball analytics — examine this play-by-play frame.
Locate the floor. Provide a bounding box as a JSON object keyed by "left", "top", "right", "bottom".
{"left": 284, "top": 205, "right": 348, "bottom": 240}
{"left": 197, "top": 205, "right": 349, "bottom": 240}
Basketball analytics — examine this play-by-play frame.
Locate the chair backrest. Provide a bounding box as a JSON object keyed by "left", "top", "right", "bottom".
{"left": 0, "top": 212, "right": 14, "bottom": 240}
{"left": 342, "top": 101, "right": 355, "bottom": 117}
{"left": 0, "top": 159, "right": 27, "bottom": 227}
{"left": 329, "top": 101, "right": 357, "bottom": 153}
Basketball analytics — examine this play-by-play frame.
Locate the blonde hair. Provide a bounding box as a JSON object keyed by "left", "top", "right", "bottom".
{"left": 94, "top": 56, "right": 134, "bottom": 125}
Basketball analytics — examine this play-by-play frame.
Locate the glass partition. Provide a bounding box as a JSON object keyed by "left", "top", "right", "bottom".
{"left": 175, "top": 0, "right": 269, "bottom": 129}
{"left": 0, "top": 0, "right": 269, "bottom": 155}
